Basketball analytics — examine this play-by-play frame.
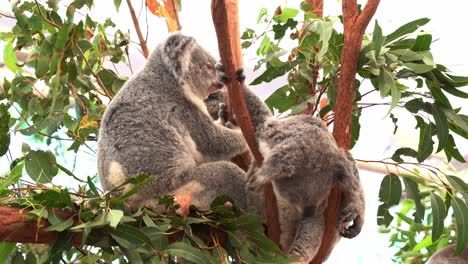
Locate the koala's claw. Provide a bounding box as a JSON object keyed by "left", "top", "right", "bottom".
{"left": 215, "top": 63, "right": 225, "bottom": 72}
{"left": 224, "top": 121, "right": 237, "bottom": 129}
{"left": 215, "top": 63, "right": 229, "bottom": 84}
{"left": 339, "top": 214, "right": 362, "bottom": 239}
{"left": 236, "top": 67, "right": 246, "bottom": 82}
{"left": 218, "top": 103, "right": 228, "bottom": 123}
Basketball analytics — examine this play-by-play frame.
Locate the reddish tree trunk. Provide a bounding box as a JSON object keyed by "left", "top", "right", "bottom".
{"left": 311, "top": 0, "right": 380, "bottom": 263}
{"left": 211, "top": 0, "right": 282, "bottom": 246}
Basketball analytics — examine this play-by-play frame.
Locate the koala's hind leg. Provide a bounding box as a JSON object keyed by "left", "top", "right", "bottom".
{"left": 289, "top": 216, "right": 325, "bottom": 264}
{"left": 174, "top": 161, "right": 248, "bottom": 208}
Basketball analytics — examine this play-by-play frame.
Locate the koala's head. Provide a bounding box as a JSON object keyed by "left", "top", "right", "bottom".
{"left": 155, "top": 33, "right": 222, "bottom": 99}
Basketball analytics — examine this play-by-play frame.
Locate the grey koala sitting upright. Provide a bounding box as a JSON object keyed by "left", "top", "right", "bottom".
{"left": 97, "top": 33, "right": 250, "bottom": 210}
{"left": 227, "top": 68, "right": 365, "bottom": 263}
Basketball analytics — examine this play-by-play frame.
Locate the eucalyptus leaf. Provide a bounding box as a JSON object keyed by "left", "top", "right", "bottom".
{"left": 403, "top": 177, "right": 424, "bottom": 223}
{"left": 430, "top": 104, "right": 449, "bottom": 152}
{"left": 377, "top": 174, "right": 402, "bottom": 226}
{"left": 385, "top": 18, "right": 430, "bottom": 44}
{"left": 25, "top": 150, "right": 58, "bottom": 183}
{"left": 165, "top": 242, "right": 215, "bottom": 264}
{"left": 452, "top": 197, "right": 468, "bottom": 255}
{"left": 430, "top": 192, "right": 446, "bottom": 242}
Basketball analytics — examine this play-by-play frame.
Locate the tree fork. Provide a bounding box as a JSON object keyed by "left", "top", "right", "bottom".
{"left": 211, "top": 0, "right": 282, "bottom": 246}
{"left": 311, "top": 0, "right": 380, "bottom": 263}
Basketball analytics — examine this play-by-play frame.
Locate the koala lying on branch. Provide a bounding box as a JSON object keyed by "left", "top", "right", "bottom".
{"left": 97, "top": 34, "right": 249, "bottom": 210}
{"left": 222, "top": 68, "right": 366, "bottom": 263}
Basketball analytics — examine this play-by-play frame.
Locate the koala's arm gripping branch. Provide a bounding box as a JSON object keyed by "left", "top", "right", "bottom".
{"left": 311, "top": 0, "right": 380, "bottom": 263}
{"left": 211, "top": 0, "right": 282, "bottom": 246}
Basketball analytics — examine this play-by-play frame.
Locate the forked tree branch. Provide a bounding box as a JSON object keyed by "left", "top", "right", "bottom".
{"left": 311, "top": 0, "right": 380, "bottom": 263}
{"left": 126, "top": 0, "right": 150, "bottom": 58}
{"left": 211, "top": 0, "right": 282, "bottom": 246}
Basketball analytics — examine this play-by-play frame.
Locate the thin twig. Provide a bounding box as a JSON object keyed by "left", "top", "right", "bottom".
{"left": 126, "top": 0, "right": 150, "bottom": 59}
{"left": 75, "top": 45, "right": 114, "bottom": 99}
{"left": 34, "top": 0, "right": 60, "bottom": 29}
{"left": 0, "top": 10, "right": 15, "bottom": 18}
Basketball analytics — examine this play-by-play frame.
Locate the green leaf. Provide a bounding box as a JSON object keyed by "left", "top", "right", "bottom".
{"left": 430, "top": 104, "right": 449, "bottom": 152}
{"left": 403, "top": 62, "right": 433, "bottom": 74}
{"left": 404, "top": 98, "right": 426, "bottom": 113}
{"left": 114, "top": 0, "right": 122, "bottom": 10}
{"left": 403, "top": 177, "right": 424, "bottom": 223}
{"left": 109, "top": 224, "right": 152, "bottom": 249}
{"left": 77, "top": 39, "right": 93, "bottom": 53}
{"left": 0, "top": 104, "right": 10, "bottom": 157}
{"left": 257, "top": 7, "right": 267, "bottom": 24}
{"left": 0, "top": 164, "right": 23, "bottom": 193}
{"left": 107, "top": 209, "right": 124, "bottom": 228}
{"left": 35, "top": 54, "right": 50, "bottom": 78}
{"left": 25, "top": 150, "right": 59, "bottom": 183}
{"left": 0, "top": 243, "right": 16, "bottom": 264}
{"left": 46, "top": 232, "right": 73, "bottom": 264}
{"left": 430, "top": 192, "right": 445, "bottom": 242}
{"left": 391, "top": 148, "right": 418, "bottom": 162}
{"left": 446, "top": 176, "right": 468, "bottom": 204}
{"left": 45, "top": 217, "right": 73, "bottom": 232}
{"left": 452, "top": 197, "right": 468, "bottom": 255}
{"left": 317, "top": 20, "right": 333, "bottom": 61}
{"left": 251, "top": 62, "right": 292, "bottom": 85}
{"left": 273, "top": 7, "right": 299, "bottom": 23}
{"left": 412, "top": 33, "right": 432, "bottom": 51}
{"left": 55, "top": 25, "right": 69, "bottom": 51}
{"left": 3, "top": 42, "right": 22, "bottom": 73}
{"left": 97, "top": 69, "right": 117, "bottom": 88}
{"left": 28, "top": 207, "right": 48, "bottom": 219}
{"left": 442, "top": 108, "right": 468, "bottom": 133}
{"left": 165, "top": 242, "right": 215, "bottom": 264}
{"left": 373, "top": 20, "right": 383, "bottom": 57}
{"left": 444, "top": 135, "right": 465, "bottom": 163}
{"left": 378, "top": 68, "right": 395, "bottom": 98}
{"left": 417, "top": 122, "right": 433, "bottom": 162}
{"left": 385, "top": 18, "right": 430, "bottom": 44}
{"left": 272, "top": 19, "right": 298, "bottom": 40}
{"left": 377, "top": 174, "right": 402, "bottom": 226}
{"left": 412, "top": 236, "right": 432, "bottom": 252}
{"left": 257, "top": 36, "right": 271, "bottom": 56}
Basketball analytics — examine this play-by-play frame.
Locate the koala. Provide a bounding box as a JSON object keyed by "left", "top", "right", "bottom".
{"left": 227, "top": 69, "right": 365, "bottom": 263}
{"left": 427, "top": 244, "right": 468, "bottom": 264}
{"left": 97, "top": 34, "right": 250, "bottom": 210}
{"left": 204, "top": 90, "right": 226, "bottom": 121}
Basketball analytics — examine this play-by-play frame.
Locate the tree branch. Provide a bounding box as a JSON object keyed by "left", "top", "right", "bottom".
{"left": 211, "top": 0, "right": 282, "bottom": 246}
{"left": 311, "top": 0, "right": 380, "bottom": 263}
{"left": 126, "top": 0, "right": 150, "bottom": 59}
{"left": 0, "top": 206, "right": 228, "bottom": 247}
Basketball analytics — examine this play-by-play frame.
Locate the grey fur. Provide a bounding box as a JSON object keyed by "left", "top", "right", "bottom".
{"left": 97, "top": 34, "right": 249, "bottom": 210}
{"left": 427, "top": 244, "right": 468, "bottom": 264}
{"left": 232, "top": 69, "right": 365, "bottom": 263}
{"left": 203, "top": 90, "right": 229, "bottom": 126}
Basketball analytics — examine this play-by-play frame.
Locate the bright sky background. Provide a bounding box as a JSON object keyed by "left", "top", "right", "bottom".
{"left": 1, "top": 1, "right": 468, "bottom": 263}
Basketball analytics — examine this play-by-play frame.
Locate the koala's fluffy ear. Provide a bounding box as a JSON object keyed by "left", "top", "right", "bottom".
{"left": 161, "top": 33, "right": 195, "bottom": 78}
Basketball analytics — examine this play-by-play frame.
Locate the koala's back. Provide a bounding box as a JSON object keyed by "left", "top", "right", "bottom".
{"left": 97, "top": 69, "right": 204, "bottom": 193}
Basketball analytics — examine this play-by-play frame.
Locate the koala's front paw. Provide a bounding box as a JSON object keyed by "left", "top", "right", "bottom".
{"left": 215, "top": 63, "right": 229, "bottom": 84}
{"left": 218, "top": 103, "right": 228, "bottom": 124}
{"left": 236, "top": 67, "right": 246, "bottom": 82}
{"left": 338, "top": 210, "right": 363, "bottom": 238}
{"left": 247, "top": 172, "right": 268, "bottom": 190}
